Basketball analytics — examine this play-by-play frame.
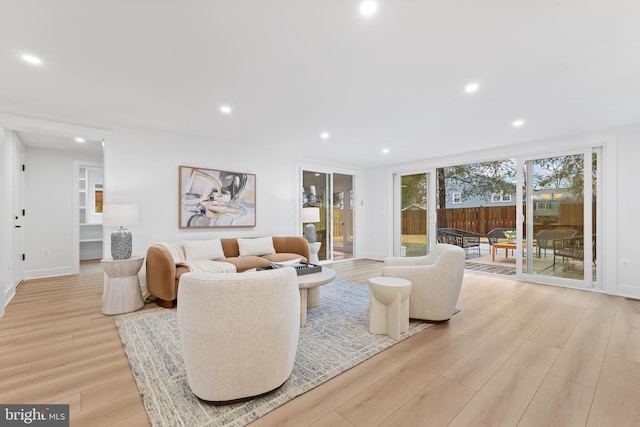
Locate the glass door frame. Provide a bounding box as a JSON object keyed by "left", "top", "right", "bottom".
{"left": 298, "top": 163, "right": 359, "bottom": 263}
{"left": 515, "top": 147, "right": 601, "bottom": 289}
{"left": 393, "top": 168, "right": 437, "bottom": 257}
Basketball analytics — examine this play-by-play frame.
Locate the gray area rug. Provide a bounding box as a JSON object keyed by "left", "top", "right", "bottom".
{"left": 115, "top": 279, "right": 433, "bottom": 427}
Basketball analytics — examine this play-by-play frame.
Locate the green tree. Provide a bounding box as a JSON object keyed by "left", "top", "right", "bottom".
{"left": 437, "top": 160, "right": 516, "bottom": 228}
{"left": 401, "top": 174, "right": 427, "bottom": 209}
{"left": 532, "top": 154, "right": 595, "bottom": 199}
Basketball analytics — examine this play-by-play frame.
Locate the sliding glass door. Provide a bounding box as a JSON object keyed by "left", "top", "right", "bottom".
{"left": 301, "top": 169, "right": 356, "bottom": 262}
{"left": 394, "top": 172, "right": 430, "bottom": 256}
{"left": 518, "top": 148, "right": 599, "bottom": 288}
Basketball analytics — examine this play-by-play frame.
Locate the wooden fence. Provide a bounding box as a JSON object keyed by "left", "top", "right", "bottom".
{"left": 402, "top": 203, "right": 595, "bottom": 236}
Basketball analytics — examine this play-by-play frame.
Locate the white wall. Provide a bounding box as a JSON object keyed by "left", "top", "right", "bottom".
{"left": 0, "top": 128, "right": 10, "bottom": 315}
{"left": 24, "top": 146, "right": 103, "bottom": 279}
{"left": 614, "top": 125, "right": 640, "bottom": 297}
{"left": 103, "top": 126, "right": 315, "bottom": 260}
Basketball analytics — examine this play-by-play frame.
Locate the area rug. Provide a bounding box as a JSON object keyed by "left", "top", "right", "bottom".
{"left": 115, "top": 279, "right": 433, "bottom": 427}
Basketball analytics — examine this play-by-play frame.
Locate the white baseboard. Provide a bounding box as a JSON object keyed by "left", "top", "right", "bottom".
{"left": 360, "top": 251, "right": 385, "bottom": 261}
{"left": 24, "top": 266, "right": 74, "bottom": 280}
{"left": 615, "top": 283, "right": 640, "bottom": 300}
{"left": 2, "top": 285, "right": 16, "bottom": 316}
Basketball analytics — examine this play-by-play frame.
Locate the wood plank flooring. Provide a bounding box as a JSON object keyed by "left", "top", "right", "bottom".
{"left": 1, "top": 259, "right": 639, "bottom": 426}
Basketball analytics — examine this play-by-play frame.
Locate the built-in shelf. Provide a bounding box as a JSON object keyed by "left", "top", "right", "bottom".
{"left": 79, "top": 166, "right": 103, "bottom": 260}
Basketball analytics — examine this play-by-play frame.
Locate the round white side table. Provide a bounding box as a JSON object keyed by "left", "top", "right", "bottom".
{"left": 101, "top": 256, "right": 145, "bottom": 315}
{"left": 368, "top": 276, "right": 412, "bottom": 340}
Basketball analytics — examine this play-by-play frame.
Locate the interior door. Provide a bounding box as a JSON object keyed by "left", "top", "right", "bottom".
{"left": 13, "top": 135, "right": 25, "bottom": 286}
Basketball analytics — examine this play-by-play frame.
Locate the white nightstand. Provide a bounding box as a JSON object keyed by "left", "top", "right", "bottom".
{"left": 101, "top": 255, "right": 145, "bottom": 315}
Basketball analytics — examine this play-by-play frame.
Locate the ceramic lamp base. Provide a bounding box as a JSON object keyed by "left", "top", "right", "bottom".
{"left": 304, "top": 224, "right": 317, "bottom": 243}
{"left": 111, "top": 228, "right": 132, "bottom": 260}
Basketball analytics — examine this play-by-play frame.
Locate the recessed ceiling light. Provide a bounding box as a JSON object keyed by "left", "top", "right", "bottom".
{"left": 359, "top": 1, "right": 378, "bottom": 16}
{"left": 75, "top": 137, "right": 86, "bottom": 143}
{"left": 512, "top": 119, "right": 525, "bottom": 127}
{"left": 21, "top": 54, "right": 42, "bottom": 65}
{"left": 220, "top": 105, "right": 232, "bottom": 115}
{"left": 320, "top": 132, "right": 330, "bottom": 140}
{"left": 464, "top": 83, "right": 480, "bottom": 93}
{"left": 382, "top": 148, "right": 390, "bottom": 154}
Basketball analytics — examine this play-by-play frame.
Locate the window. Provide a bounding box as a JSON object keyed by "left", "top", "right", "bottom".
{"left": 535, "top": 201, "right": 550, "bottom": 210}
{"left": 452, "top": 192, "right": 462, "bottom": 204}
{"left": 491, "top": 193, "right": 511, "bottom": 203}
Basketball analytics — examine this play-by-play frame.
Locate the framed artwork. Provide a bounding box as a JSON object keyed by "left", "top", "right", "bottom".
{"left": 179, "top": 165, "right": 256, "bottom": 228}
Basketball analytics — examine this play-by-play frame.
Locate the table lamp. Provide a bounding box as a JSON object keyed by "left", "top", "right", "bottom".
{"left": 103, "top": 204, "right": 139, "bottom": 260}
{"left": 302, "top": 207, "right": 320, "bottom": 243}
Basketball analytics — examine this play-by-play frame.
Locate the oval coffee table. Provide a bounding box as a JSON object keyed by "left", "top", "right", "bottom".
{"left": 297, "top": 267, "right": 336, "bottom": 326}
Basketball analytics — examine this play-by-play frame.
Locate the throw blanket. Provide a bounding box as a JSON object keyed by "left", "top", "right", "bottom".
{"left": 157, "top": 242, "right": 187, "bottom": 264}
{"left": 177, "top": 260, "right": 237, "bottom": 273}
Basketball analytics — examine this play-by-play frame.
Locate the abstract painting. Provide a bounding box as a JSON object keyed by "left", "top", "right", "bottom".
{"left": 178, "top": 166, "right": 256, "bottom": 228}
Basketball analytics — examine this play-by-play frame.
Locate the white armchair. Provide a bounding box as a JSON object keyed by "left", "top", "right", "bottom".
{"left": 382, "top": 243, "right": 465, "bottom": 322}
{"left": 177, "top": 268, "right": 300, "bottom": 402}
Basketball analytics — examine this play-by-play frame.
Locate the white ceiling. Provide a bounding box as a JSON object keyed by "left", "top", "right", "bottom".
{"left": 14, "top": 131, "right": 103, "bottom": 155}
{"left": 1, "top": 1, "right": 640, "bottom": 167}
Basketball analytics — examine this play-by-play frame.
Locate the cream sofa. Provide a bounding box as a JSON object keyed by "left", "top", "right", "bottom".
{"left": 146, "top": 236, "right": 310, "bottom": 307}
{"left": 177, "top": 268, "right": 300, "bottom": 401}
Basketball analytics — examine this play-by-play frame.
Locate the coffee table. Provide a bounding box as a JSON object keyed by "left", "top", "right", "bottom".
{"left": 492, "top": 242, "right": 516, "bottom": 262}
{"left": 297, "top": 267, "right": 336, "bottom": 326}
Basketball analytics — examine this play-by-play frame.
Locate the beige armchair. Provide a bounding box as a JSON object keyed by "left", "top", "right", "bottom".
{"left": 382, "top": 243, "right": 465, "bottom": 322}
{"left": 177, "top": 268, "right": 300, "bottom": 402}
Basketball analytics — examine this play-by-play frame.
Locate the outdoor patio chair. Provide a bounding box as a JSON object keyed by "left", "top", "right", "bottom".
{"left": 535, "top": 229, "right": 577, "bottom": 258}
{"left": 487, "top": 228, "right": 516, "bottom": 247}
{"left": 436, "top": 228, "right": 481, "bottom": 257}
{"left": 553, "top": 234, "right": 596, "bottom": 270}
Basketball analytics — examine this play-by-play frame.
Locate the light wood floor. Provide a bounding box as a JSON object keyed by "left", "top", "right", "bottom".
{"left": 1, "top": 259, "right": 639, "bottom": 426}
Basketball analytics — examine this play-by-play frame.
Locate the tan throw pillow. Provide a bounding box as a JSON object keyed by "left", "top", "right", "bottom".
{"left": 237, "top": 237, "right": 276, "bottom": 257}
{"left": 182, "top": 239, "right": 225, "bottom": 260}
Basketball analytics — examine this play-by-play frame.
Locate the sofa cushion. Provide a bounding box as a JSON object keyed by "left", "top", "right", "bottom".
{"left": 182, "top": 239, "right": 225, "bottom": 261}
{"left": 224, "top": 256, "right": 271, "bottom": 272}
{"left": 237, "top": 237, "right": 276, "bottom": 257}
{"left": 262, "top": 253, "right": 308, "bottom": 263}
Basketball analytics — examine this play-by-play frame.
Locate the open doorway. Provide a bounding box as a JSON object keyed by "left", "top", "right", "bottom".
{"left": 14, "top": 130, "right": 104, "bottom": 277}
{"left": 301, "top": 169, "right": 355, "bottom": 262}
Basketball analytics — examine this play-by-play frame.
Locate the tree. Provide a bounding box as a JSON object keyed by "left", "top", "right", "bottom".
{"left": 401, "top": 173, "right": 427, "bottom": 209}
{"left": 532, "top": 154, "right": 595, "bottom": 199}
{"left": 437, "top": 160, "right": 516, "bottom": 228}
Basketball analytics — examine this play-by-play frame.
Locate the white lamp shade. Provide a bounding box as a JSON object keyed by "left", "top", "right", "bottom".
{"left": 103, "top": 204, "right": 139, "bottom": 228}
{"left": 301, "top": 207, "right": 320, "bottom": 223}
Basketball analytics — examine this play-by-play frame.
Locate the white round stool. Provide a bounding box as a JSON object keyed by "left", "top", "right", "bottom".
{"left": 368, "top": 276, "right": 412, "bottom": 340}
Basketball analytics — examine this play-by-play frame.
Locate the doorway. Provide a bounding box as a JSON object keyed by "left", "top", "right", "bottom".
{"left": 519, "top": 149, "right": 599, "bottom": 288}
{"left": 12, "top": 133, "right": 26, "bottom": 289}
{"left": 301, "top": 169, "right": 355, "bottom": 262}
{"left": 394, "top": 171, "right": 431, "bottom": 257}
{"left": 394, "top": 146, "right": 603, "bottom": 290}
